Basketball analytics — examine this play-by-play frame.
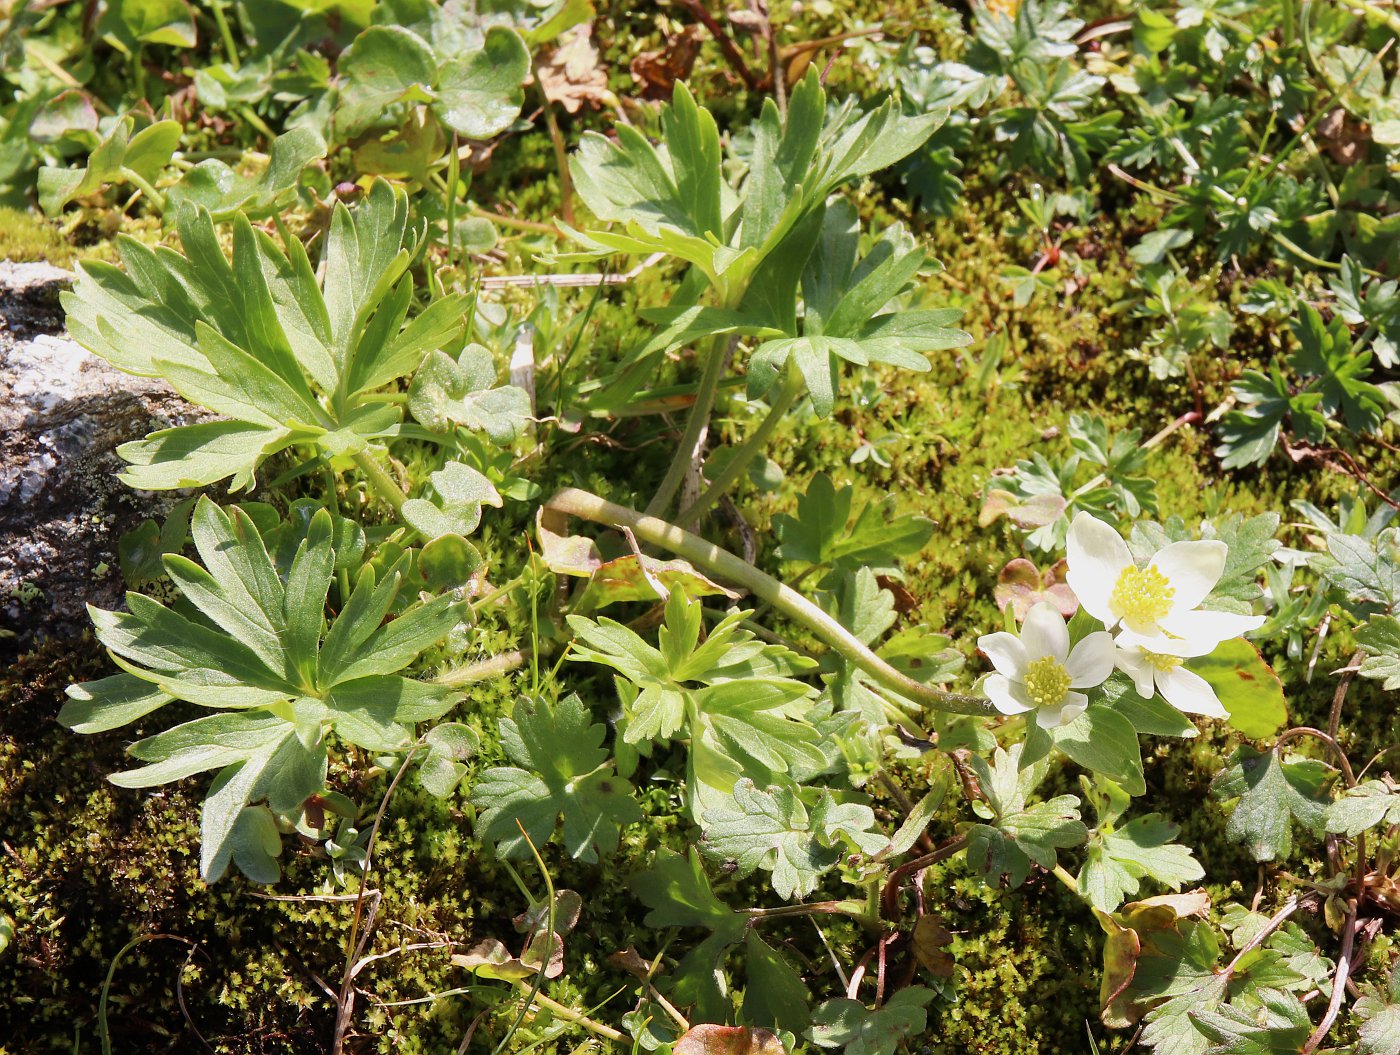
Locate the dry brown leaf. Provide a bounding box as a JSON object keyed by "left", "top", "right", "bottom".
{"left": 630, "top": 25, "right": 704, "bottom": 100}
{"left": 538, "top": 25, "right": 613, "bottom": 114}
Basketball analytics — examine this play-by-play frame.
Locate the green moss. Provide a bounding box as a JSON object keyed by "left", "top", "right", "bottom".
{"left": 0, "top": 207, "right": 78, "bottom": 266}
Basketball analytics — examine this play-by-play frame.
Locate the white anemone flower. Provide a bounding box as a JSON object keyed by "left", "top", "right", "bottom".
{"left": 1114, "top": 637, "right": 1227, "bottom": 718}
{"left": 1065, "top": 511, "right": 1264, "bottom": 653}
{"left": 977, "top": 601, "right": 1115, "bottom": 729}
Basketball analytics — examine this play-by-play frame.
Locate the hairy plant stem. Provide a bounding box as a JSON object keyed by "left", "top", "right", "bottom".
{"left": 514, "top": 990, "right": 626, "bottom": 1043}
{"left": 546, "top": 488, "right": 997, "bottom": 718}
{"left": 677, "top": 368, "right": 805, "bottom": 527}
{"left": 435, "top": 649, "right": 531, "bottom": 688}
{"left": 352, "top": 450, "right": 408, "bottom": 515}
{"left": 646, "top": 330, "right": 740, "bottom": 518}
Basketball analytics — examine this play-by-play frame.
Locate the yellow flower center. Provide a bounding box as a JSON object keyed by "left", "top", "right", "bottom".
{"left": 1110, "top": 565, "right": 1175, "bottom": 631}
{"left": 1023, "top": 655, "right": 1071, "bottom": 708}
{"left": 1144, "top": 651, "right": 1184, "bottom": 672}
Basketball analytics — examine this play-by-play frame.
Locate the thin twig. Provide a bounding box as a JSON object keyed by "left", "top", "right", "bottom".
{"left": 1328, "top": 649, "right": 1364, "bottom": 740}
{"left": 1222, "top": 895, "right": 1311, "bottom": 978}
{"left": 330, "top": 746, "right": 423, "bottom": 1055}
{"left": 880, "top": 835, "right": 970, "bottom": 918}
{"left": 1302, "top": 904, "right": 1359, "bottom": 1054}
{"left": 679, "top": 0, "right": 760, "bottom": 89}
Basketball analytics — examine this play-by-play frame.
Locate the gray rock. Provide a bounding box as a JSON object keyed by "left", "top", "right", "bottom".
{"left": 0, "top": 258, "right": 203, "bottom": 653}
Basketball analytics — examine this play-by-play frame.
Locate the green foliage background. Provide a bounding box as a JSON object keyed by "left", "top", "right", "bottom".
{"left": 4, "top": 0, "right": 1400, "bottom": 1051}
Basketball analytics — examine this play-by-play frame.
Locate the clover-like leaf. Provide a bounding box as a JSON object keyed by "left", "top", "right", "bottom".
{"left": 408, "top": 344, "right": 532, "bottom": 443}
{"left": 337, "top": 23, "right": 528, "bottom": 140}
{"left": 400, "top": 461, "right": 502, "bottom": 541}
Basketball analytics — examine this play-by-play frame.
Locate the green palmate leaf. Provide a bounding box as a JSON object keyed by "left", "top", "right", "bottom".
{"left": 1212, "top": 747, "right": 1334, "bottom": 862}
{"left": 567, "top": 592, "right": 819, "bottom": 814}
{"left": 337, "top": 24, "right": 528, "bottom": 140}
{"left": 1289, "top": 303, "right": 1388, "bottom": 435}
{"left": 38, "top": 114, "right": 181, "bottom": 215}
{"left": 64, "top": 179, "right": 474, "bottom": 491}
{"left": 566, "top": 70, "right": 941, "bottom": 294}
{"left": 699, "top": 779, "right": 885, "bottom": 899}
{"left": 1202, "top": 513, "right": 1281, "bottom": 613}
{"left": 65, "top": 498, "right": 464, "bottom": 882}
{"left": 772, "top": 473, "right": 935, "bottom": 573}
{"left": 1354, "top": 963, "right": 1400, "bottom": 1055}
{"left": 1213, "top": 363, "right": 1325, "bottom": 470}
{"left": 1325, "top": 779, "right": 1400, "bottom": 837}
{"left": 1355, "top": 615, "right": 1400, "bottom": 688}
{"left": 748, "top": 202, "right": 969, "bottom": 416}
{"left": 1186, "top": 639, "right": 1286, "bottom": 740}
{"left": 472, "top": 695, "right": 641, "bottom": 863}
{"left": 1321, "top": 528, "right": 1400, "bottom": 611}
{"left": 742, "top": 931, "right": 811, "bottom": 1034}
{"left": 407, "top": 344, "right": 532, "bottom": 443}
{"left": 1190, "top": 988, "right": 1312, "bottom": 1054}
{"left": 632, "top": 846, "right": 746, "bottom": 943}
{"left": 965, "top": 745, "right": 1088, "bottom": 888}
{"left": 808, "top": 988, "right": 935, "bottom": 1055}
{"left": 1053, "top": 705, "right": 1146, "bottom": 796}
{"left": 166, "top": 127, "right": 326, "bottom": 224}
{"left": 629, "top": 846, "right": 747, "bottom": 1019}
{"left": 1079, "top": 813, "right": 1205, "bottom": 913}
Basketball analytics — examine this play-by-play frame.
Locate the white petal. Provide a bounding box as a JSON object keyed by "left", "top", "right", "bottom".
{"left": 977, "top": 631, "right": 1028, "bottom": 679}
{"left": 1036, "top": 690, "right": 1089, "bottom": 729}
{"left": 1114, "top": 647, "right": 1157, "bottom": 698}
{"left": 1066, "top": 512, "right": 1133, "bottom": 626}
{"left": 1149, "top": 541, "right": 1227, "bottom": 615}
{"left": 1064, "top": 630, "right": 1115, "bottom": 689}
{"left": 1020, "top": 602, "right": 1070, "bottom": 662}
{"left": 984, "top": 673, "right": 1033, "bottom": 716}
{"left": 1156, "top": 666, "right": 1228, "bottom": 718}
{"left": 1158, "top": 609, "right": 1266, "bottom": 646}
{"left": 1116, "top": 628, "right": 1221, "bottom": 659}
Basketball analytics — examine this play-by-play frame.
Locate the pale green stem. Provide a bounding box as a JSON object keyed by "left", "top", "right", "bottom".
{"left": 1333, "top": 0, "right": 1400, "bottom": 34}
{"left": 514, "top": 990, "right": 625, "bottom": 1044}
{"left": 119, "top": 167, "right": 165, "bottom": 213}
{"left": 645, "top": 330, "right": 739, "bottom": 518}
{"left": 239, "top": 105, "right": 277, "bottom": 143}
{"left": 1050, "top": 863, "right": 1080, "bottom": 895}
{"left": 676, "top": 368, "right": 805, "bottom": 528}
{"left": 352, "top": 450, "right": 407, "bottom": 515}
{"left": 545, "top": 488, "right": 997, "bottom": 718}
{"left": 445, "top": 132, "right": 460, "bottom": 275}
{"left": 208, "top": 0, "right": 240, "bottom": 64}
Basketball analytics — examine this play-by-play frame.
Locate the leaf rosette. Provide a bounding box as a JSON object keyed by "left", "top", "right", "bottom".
{"left": 61, "top": 498, "right": 465, "bottom": 882}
